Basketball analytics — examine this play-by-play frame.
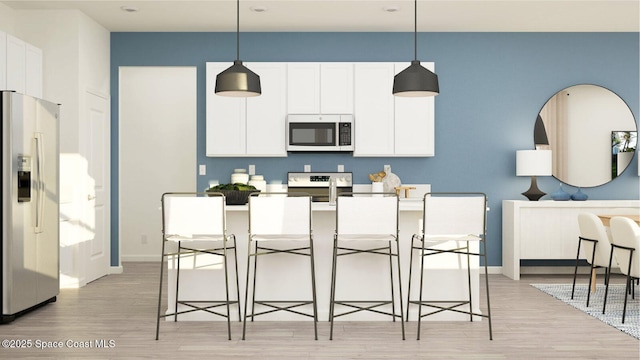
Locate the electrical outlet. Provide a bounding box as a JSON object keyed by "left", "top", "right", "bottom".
{"left": 248, "top": 165, "right": 255, "bottom": 175}
{"left": 304, "top": 165, "right": 311, "bottom": 172}
{"left": 384, "top": 165, "right": 391, "bottom": 174}
{"left": 337, "top": 164, "right": 344, "bottom": 172}
{"left": 199, "top": 164, "right": 206, "bottom": 175}
{"left": 141, "top": 234, "right": 148, "bottom": 244}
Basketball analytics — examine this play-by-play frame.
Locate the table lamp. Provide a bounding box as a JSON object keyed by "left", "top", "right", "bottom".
{"left": 516, "top": 150, "right": 552, "bottom": 201}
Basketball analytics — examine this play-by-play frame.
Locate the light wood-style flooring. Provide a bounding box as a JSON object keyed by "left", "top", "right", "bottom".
{"left": 0, "top": 262, "right": 637, "bottom": 359}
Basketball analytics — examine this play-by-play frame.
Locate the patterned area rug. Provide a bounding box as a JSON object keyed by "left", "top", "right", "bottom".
{"left": 531, "top": 283, "right": 639, "bottom": 340}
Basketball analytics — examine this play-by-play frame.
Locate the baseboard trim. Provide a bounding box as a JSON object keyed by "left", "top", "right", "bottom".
{"left": 109, "top": 265, "right": 124, "bottom": 274}
{"left": 121, "top": 255, "right": 159, "bottom": 262}
{"left": 519, "top": 266, "right": 622, "bottom": 275}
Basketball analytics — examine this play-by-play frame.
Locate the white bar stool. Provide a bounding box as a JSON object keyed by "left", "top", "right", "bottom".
{"left": 406, "top": 192, "right": 493, "bottom": 340}
{"left": 155, "top": 192, "right": 240, "bottom": 340}
{"left": 329, "top": 192, "right": 405, "bottom": 340}
{"left": 243, "top": 192, "right": 318, "bottom": 340}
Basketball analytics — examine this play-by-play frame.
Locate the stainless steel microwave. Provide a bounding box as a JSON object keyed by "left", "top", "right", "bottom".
{"left": 286, "top": 114, "right": 354, "bottom": 152}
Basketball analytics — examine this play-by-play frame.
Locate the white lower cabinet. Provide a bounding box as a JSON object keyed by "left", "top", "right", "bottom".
{"left": 206, "top": 62, "right": 287, "bottom": 157}
{"left": 353, "top": 62, "right": 435, "bottom": 157}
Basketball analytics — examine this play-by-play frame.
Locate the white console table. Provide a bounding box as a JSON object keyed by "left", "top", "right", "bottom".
{"left": 502, "top": 200, "right": 640, "bottom": 280}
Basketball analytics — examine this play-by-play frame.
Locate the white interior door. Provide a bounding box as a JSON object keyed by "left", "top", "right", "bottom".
{"left": 119, "top": 66, "right": 197, "bottom": 261}
{"left": 84, "top": 90, "right": 110, "bottom": 283}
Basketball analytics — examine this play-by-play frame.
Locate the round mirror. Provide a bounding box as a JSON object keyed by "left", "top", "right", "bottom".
{"left": 535, "top": 84, "right": 637, "bottom": 187}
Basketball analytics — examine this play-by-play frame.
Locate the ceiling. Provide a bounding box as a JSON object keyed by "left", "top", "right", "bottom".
{"left": 2, "top": 0, "right": 639, "bottom": 33}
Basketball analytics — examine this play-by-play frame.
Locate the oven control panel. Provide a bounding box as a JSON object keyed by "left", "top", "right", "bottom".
{"left": 287, "top": 172, "right": 353, "bottom": 187}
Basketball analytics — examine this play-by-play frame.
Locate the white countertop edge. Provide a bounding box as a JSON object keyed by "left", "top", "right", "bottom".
{"left": 226, "top": 201, "right": 423, "bottom": 212}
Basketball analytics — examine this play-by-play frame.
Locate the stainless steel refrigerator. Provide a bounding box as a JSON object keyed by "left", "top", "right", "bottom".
{"left": 1, "top": 91, "right": 59, "bottom": 323}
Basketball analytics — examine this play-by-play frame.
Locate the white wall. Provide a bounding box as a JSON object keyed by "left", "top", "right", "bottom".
{"left": 119, "top": 67, "right": 197, "bottom": 261}
{"left": 14, "top": 9, "right": 111, "bottom": 286}
{"left": 0, "top": 3, "right": 16, "bottom": 34}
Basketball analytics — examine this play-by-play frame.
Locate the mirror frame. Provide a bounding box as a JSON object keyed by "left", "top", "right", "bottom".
{"left": 535, "top": 84, "right": 637, "bottom": 188}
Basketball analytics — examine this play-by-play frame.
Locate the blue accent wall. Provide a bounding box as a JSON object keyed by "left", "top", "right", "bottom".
{"left": 110, "top": 32, "right": 640, "bottom": 267}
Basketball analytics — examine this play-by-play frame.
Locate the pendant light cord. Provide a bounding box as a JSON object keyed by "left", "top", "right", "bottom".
{"left": 414, "top": 0, "right": 417, "bottom": 61}
{"left": 236, "top": 0, "right": 240, "bottom": 60}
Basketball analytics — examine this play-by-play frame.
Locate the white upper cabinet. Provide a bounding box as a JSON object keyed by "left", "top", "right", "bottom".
{"left": 287, "top": 62, "right": 353, "bottom": 114}
{"left": 393, "top": 62, "right": 435, "bottom": 156}
{"left": 320, "top": 63, "right": 353, "bottom": 114}
{"left": 353, "top": 63, "right": 395, "bottom": 156}
{"left": 287, "top": 63, "right": 320, "bottom": 113}
{"left": 353, "top": 62, "right": 435, "bottom": 157}
{"left": 2, "top": 33, "right": 43, "bottom": 98}
{"left": 206, "top": 62, "right": 287, "bottom": 157}
{"left": 25, "top": 43, "right": 43, "bottom": 98}
{"left": 245, "top": 62, "right": 287, "bottom": 156}
{"left": 6, "top": 34, "right": 26, "bottom": 94}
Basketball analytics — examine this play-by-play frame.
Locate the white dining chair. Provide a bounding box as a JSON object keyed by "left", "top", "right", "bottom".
{"left": 155, "top": 192, "right": 240, "bottom": 340}
{"left": 329, "top": 192, "right": 404, "bottom": 340}
{"left": 604, "top": 216, "right": 640, "bottom": 323}
{"left": 406, "top": 192, "right": 492, "bottom": 340}
{"left": 572, "top": 213, "right": 614, "bottom": 307}
{"left": 243, "top": 192, "right": 318, "bottom": 340}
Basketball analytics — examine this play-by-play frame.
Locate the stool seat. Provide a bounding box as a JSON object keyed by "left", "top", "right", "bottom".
{"left": 336, "top": 234, "right": 397, "bottom": 242}
{"left": 251, "top": 234, "right": 311, "bottom": 242}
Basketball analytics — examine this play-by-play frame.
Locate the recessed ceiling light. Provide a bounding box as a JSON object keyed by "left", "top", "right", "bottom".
{"left": 383, "top": 6, "right": 400, "bottom": 13}
{"left": 250, "top": 6, "right": 268, "bottom": 12}
{"left": 120, "top": 5, "right": 139, "bottom": 13}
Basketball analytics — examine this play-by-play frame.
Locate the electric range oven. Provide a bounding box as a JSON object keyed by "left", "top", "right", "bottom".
{"left": 287, "top": 172, "right": 353, "bottom": 202}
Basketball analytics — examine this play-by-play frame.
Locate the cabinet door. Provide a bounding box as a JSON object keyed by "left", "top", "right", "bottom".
{"left": 353, "top": 63, "right": 395, "bottom": 156}
{"left": 206, "top": 62, "right": 246, "bottom": 156}
{"left": 245, "top": 62, "right": 287, "bottom": 156}
{"left": 393, "top": 63, "right": 435, "bottom": 156}
{"left": 0, "top": 31, "right": 6, "bottom": 90}
{"left": 25, "top": 43, "right": 43, "bottom": 98}
{"left": 287, "top": 63, "right": 320, "bottom": 114}
{"left": 6, "top": 34, "right": 25, "bottom": 94}
{"left": 320, "top": 63, "right": 353, "bottom": 114}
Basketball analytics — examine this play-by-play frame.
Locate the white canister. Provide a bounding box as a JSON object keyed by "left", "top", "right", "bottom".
{"left": 248, "top": 175, "right": 267, "bottom": 193}
{"left": 371, "top": 182, "right": 384, "bottom": 197}
{"left": 231, "top": 169, "right": 249, "bottom": 184}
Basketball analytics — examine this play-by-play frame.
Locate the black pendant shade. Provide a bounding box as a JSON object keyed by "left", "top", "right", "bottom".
{"left": 215, "top": 60, "right": 261, "bottom": 97}
{"left": 393, "top": 60, "right": 439, "bottom": 97}
{"left": 214, "top": 0, "right": 261, "bottom": 97}
{"left": 393, "top": 0, "right": 439, "bottom": 97}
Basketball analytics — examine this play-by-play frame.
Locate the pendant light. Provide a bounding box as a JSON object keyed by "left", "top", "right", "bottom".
{"left": 393, "top": 0, "right": 439, "bottom": 97}
{"left": 215, "top": 0, "right": 261, "bottom": 97}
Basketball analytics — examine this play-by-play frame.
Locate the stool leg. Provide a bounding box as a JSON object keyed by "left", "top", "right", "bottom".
{"left": 388, "top": 241, "right": 396, "bottom": 323}
{"left": 394, "top": 239, "right": 405, "bottom": 340}
{"left": 602, "top": 248, "right": 615, "bottom": 315}
{"left": 155, "top": 240, "right": 167, "bottom": 340}
{"left": 329, "top": 235, "right": 339, "bottom": 340}
{"left": 482, "top": 239, "right": 493, "bottom": 340}
{"left": 231, "top": 236, "right": 242, "bottom": 322}
{"left": 242, "top": 240, "right": 253, "bottom": 340}
{"left": 417, "top": 241, "right": 426, "bottom": 340}
{"left": 251, "top": 241, "right": 259, "bottom": 322}
{"left": 406, "top": 237, "right": 415, "bottom": 321}
{"left": 309, "top": 237, "right": 319, "bottom": 340}
{"left": 467, "top": 242, "right": 473, "bottom": 322}
{"left": 223, "top": 240, "right": 232, "bottom": 340}
{"left": 174, "top": 242, "right": 181, "bottom": 322}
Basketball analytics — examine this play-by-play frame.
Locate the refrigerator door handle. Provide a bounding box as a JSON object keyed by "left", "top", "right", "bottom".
{"left": 34, "top": 132, "right": 45, "bottom": 233}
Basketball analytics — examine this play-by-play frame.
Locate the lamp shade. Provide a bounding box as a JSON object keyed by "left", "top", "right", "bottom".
{"left": 516, "top": 150, "right": 552, "bottom": 176}
{"left": 393, "top": 60, "right": 439, "bottom": 97}
{"left": 215, "top": 60, "right": 261, "bottom": 97}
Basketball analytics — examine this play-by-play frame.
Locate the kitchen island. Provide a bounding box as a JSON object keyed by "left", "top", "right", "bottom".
{"left": 164, "top": 198, "right": 482, "bottom": 322}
